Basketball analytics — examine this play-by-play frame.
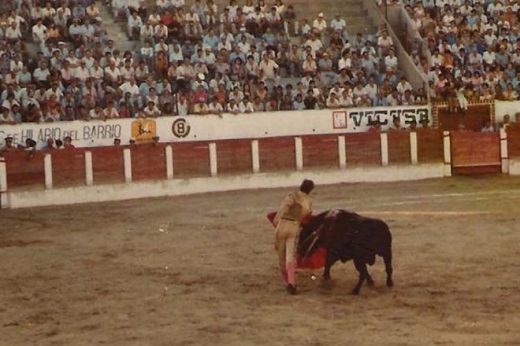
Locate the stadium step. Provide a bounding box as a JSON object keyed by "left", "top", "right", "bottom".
{"left": 99, "top": 4, "right": 140, "bottom": 54}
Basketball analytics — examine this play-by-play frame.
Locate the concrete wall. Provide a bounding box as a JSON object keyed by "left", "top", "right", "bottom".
{"left": 1, "top": 130, "right": 447, "bottom": 209}
{"left": 6, "top": 164, "right": 445, "bottom": 209}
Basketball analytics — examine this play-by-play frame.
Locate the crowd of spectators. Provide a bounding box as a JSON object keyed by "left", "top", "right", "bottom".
{"left": 394, "top": 0, "right": 520, "bottom": 109}
{"left": 0, "top": 0, "right": 429, "bottom": 126}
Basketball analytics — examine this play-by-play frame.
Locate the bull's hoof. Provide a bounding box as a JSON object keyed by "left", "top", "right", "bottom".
{"left": 320, "top": 279, "right": 332, "bottom": 290}
{"left": 367, "top": 278, "right": 375, "bottom": 287}
{"left": 387, "top": 279, "right": 394, "bottom": 288}
{"left": 286, "top": 284, "right": 298, "bottom": 295}
{"left": 351, "top": 288, "right": 360, "bottom": 295}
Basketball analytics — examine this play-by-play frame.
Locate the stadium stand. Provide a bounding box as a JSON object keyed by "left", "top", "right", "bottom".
{"left": 392, "top": 0, "right": 520, "bottom": 106}
{"left": 0, "top": 0, "right": 427, "bottom": 129}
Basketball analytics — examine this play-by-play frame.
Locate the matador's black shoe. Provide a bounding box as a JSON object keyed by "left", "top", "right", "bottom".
{"left": 286, "top": 284, "right": 297, "bottom": 295}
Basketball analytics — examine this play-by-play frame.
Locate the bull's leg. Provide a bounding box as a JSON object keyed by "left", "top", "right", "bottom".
{"left": 366, "top": 253, "right": 375, "bottom": 286}
{"left": 366, "top": 272, "right": 375, "bottom": 287}
{"left": 383, "top": 253, "right": 394, "bottom": 288}
{"left": 323, "top": 251, "right": 339, "bottom": 281}
{"left": 352, "top": 258, "right": 369, "bottom": 295}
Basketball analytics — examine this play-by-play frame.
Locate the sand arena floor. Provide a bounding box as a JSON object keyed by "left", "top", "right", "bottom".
{"left": 1, "top": 175, "right": 520, "bottom": 346}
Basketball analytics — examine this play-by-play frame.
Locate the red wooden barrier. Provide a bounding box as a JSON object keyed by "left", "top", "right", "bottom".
{"left": 417, "top": 130, "right": 444, "bottom": 163}
{"left": 258, "top": 137, "right": 295, "bottom": 172}
{"left": 451, "top": 131, "right": 501, "bottom": 174}
{"left": 507, "top": 128, "right": 520, "bottom": 158}
{"left": 131, "top": 144, "right": 167, "bottom": 181}
{"left": 216, "top": 139, "right": 252, "bottom": 174}
{"left": 437, "top": 104, "right": 491, "bottom": 131}
{"left": 2, "top": 151, "right": 45, "bottom": 188}
{"left": 51, "top": 149, "right": 86, "bottom": 187}
{"left": 301, "top": 134, "right": 339, "bottom": 169}
{"left": 91, "top": 146, "right": 125, "bottom": 184}
{"left": 171, "top": 141, "right": 211, "bottom": 177}
{"left": 345, "top": 132, "right": 381, "bottom": 165}
{"left": 387, "top": 131, "right": 410, "bottom": 164}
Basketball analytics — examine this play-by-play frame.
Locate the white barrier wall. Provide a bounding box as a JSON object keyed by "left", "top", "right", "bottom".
{"left": 6, "top": 164, "right": 445, "bottom": 209}
{"left": 0, "top": 106, "right": 431, "bottom": 149}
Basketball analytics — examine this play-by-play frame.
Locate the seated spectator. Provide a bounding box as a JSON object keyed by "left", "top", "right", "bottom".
{"left": 239, "top": 95, "right": 254, "bottom": 113}
{"left": 318, "top": 52, "right": 336, "bottom": 87}
{"left": 304, "top": 89, "right": 318, "bottom": 110}
{"left": 127, "top": 11, "right": 143, "bottom": 40}
{"left": 0, "top": 136, "right": 17, "bottom": 150}
{"left": 312, "top": 13, "right": 327, "bottom": 37}
{"left": 326, "top": 92, "right": 341, "bottom": 108}
{"left": 143, "top": 100, "right": 162, "bottom": 117}
{"left": 257, "top": 53, "right": 280, "bottom": 87}
{"left": 208, "top": 97, "right": 224, "bottom": 115}
{"left": 226, "top": 98, "right": 240, "bottom": 114}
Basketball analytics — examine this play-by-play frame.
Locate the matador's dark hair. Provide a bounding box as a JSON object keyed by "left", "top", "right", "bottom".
{"left": 300, "top": 179, "right": 315, "bottom": 194}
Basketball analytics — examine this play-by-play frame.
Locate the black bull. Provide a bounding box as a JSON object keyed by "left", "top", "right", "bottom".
{"left": 298, "top": 209, "right": 394, "bottom": 295}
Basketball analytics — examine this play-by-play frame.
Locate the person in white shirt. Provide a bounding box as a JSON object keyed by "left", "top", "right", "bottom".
{"left": 338, "top": 89, "right": 354, "bottom": 107}
{"left": 42, "top": 3, "right": 56, "bottom": 20}
{"left": 185, "top": 9, "right": 203, "bottom": 37}
{"left": 176, "top": 94, "right": 189, "bottom": 116}
{"left": 89, "top": 61, "right": 105, "bottom": 84}
{"left": 33, "top": 62, "right": 51, "bottom": 87}
{"left": 363, "top": 78, "right": 379, "bottom": 102}
{"left": 237, "top": 35, "right": 251, "bottom": 55}
{"left": 220, "top": 7, "right": 235, "bottom": 34}
{"left": 168, "top": 43, "right": 183, "bottom": 63}
{"left": 143, "top": 101, "right": 161, "bottom": 117}
{"left": 9, "top": 56, "right": 23, "bottom": 72}
{"left": 482, "top": 46, "right": 496, "bottom": 66}
{"left": 156, "top": 0, "right": 172, "bottom": 11}
{"left": 396, "top": 76, "right": 413, "bottom": 95}
{"left": 104, "top": 101, "right": 119, "bottom": 119}
{"left": 127, "top": 11, "right": 143, "bottom": 39}
{"left": 384, "top": 48, "right": 398, "bottom": 72}
{"left": 89, "top": 105, "right": 105, "bottom": 119}
{"left": 73, "top": 61, "right": 90, "bottom": 84}
{"left": 82, "top": 50, "right": 96, "bottom": 69}
{"left": 119, "top": 77, "right": 141, "bottom": 101}
{"left": 140, "top": 20, "right": 155, "bottom": 44}
{"left": 120, "top": 60, "right": 135, "bottom": 81}
{"left": 32, "top": 19, "right": 47, "bottom": 44}
{"left": 154, "top": 22, "right": 168, "bottom": 42}
{"left": 326, "top": 92, "right": 341, "bottom": 108}
{"left": 338, "top": 51, "right": 352, "bottom": 72}
{"left": 5, "top": 22, "right": 22, "bottom": 46}
{"left": 208, "top": 98, "right": 224, "bottom": 115}
{"left": 104, "top": 62, "right": 122, "bottom": 86}
{"left": 386, "top": 89, "right": 402, "bottom": 106}
{"left": 303, "top": 32, "right": 323, "bottom": 55}
{"left": 430, "top": 49, "right": 444, "bottom": 68}
{"left": 239, "top": 96, "right": 254, "bottom": 113}
{"left": 226, "top": 99, "right": 241, "bottom": 114}
{"left": 377, "top": 30, "right": 394, "bottom": 57}
{"left": 312, "top": 13, "right": 327, "bottom": 37}
{"left": 171, "top": 0, "right": 185, "bottom": 10}
{"left": 481, "top": 119, "right": 495, "bottom": 133}
{"left": 257, "top": 53, "right": 280, "bottom": 86}
{"left": 330, "top": 14, "right": 346, "bottom": 36}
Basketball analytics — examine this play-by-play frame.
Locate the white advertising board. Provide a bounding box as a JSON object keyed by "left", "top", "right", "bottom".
{"left": 0, "top": 105, "right": 431, "bottom": 149}
{"left": 494, "top": 100, "right": 520, "bottom": 126}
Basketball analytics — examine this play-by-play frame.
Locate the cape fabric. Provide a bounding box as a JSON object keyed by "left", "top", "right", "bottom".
{"left": 266, "top": 212, "right": 326, "bottom": 270}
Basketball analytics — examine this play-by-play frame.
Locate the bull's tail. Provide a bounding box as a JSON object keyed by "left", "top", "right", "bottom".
{"left": 383, "top": 226, "right": 394, "bottom": 288}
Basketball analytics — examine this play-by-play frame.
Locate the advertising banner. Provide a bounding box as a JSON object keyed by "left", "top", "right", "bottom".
{"left": 0, "top": 105, "right": 431, "bottom": 149}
